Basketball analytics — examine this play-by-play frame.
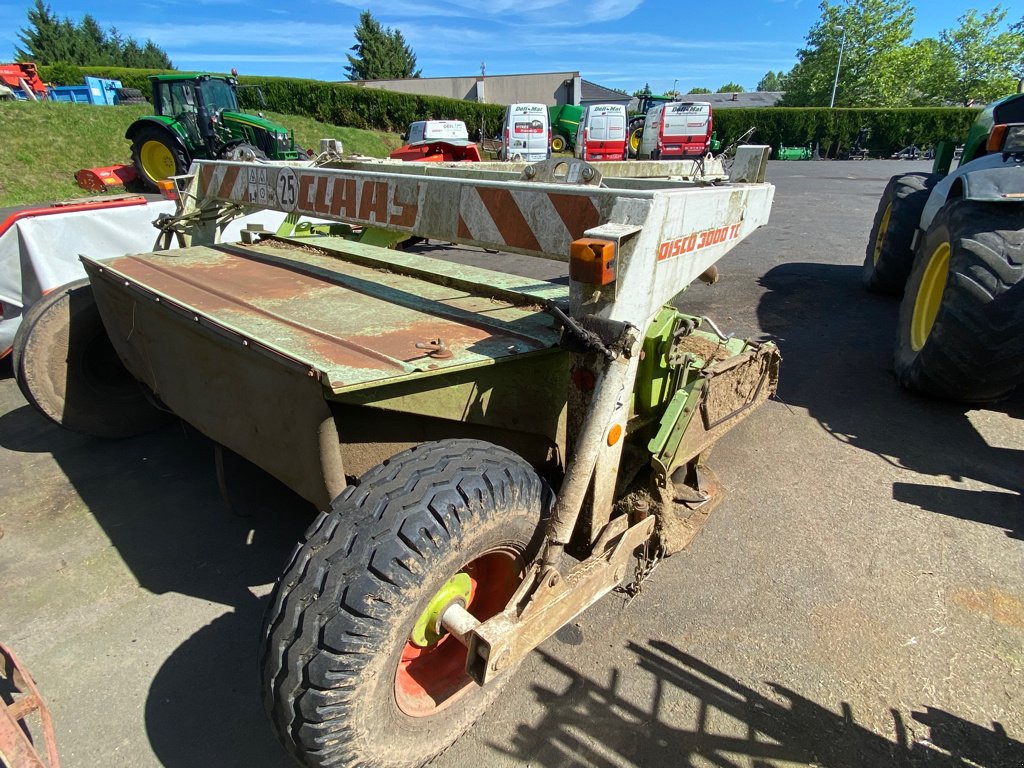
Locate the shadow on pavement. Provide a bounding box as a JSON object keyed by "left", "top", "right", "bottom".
{"left": 0, "top": 402, "right": 311, "bottom": 766}
{"left": 756, "top": 262, "right": 1023, "bottom": 538}
{"left": 495, "top": 640, "right": 1023, "bottom": 767}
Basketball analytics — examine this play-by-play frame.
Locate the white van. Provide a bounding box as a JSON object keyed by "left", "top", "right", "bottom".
{"left": 574, "top": 104, "right": 628, "bottom": 161}
{"left": 502, "top": 103, "right": 550, "bottom": 162}
{"left": 639, "top": 101, "right": 713, "bottom": 159}
{"left": 404, "top": 120, "right": 469, "bottom": 144}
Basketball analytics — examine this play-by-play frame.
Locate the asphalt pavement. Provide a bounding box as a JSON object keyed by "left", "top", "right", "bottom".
{"left": 0, "top": 159, "right": 1021, "bottom": 768}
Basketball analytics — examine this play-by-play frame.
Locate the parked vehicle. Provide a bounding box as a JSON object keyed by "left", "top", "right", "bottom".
{"left": 0, "top": 62, "right": 48, "bottom": 100}
{"left": 575, "top": 104, "right": 628, "bottom": 161}
{"left": 549, "top": 103, "right": 583, "bottom": 153}
{"left": 390, "top": 120, "right": 481, "bottom": 162}
{"left": 627, "top": 91, "right": 675, "bottom": 157}
{"left": 638, "top": 101, "right": 713, "bottom": 160}
{"left": 15, "top": 149, "right": 777, "bottom": 768}
{"left": 125, "top": 73, "right": 306, "bottom": 189}
{"left": 864, "top": 92, "right": 1024, "bottom": 401}
{"left": 501, "top": 102, "right": 550, "bottom": 161}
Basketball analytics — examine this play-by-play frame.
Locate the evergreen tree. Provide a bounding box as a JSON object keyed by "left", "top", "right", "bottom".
{"left": 15, "top": 0, "right": 174, "bottom": 68}
{"left": 345, "top": 10, "right": 421, "bottom": 80}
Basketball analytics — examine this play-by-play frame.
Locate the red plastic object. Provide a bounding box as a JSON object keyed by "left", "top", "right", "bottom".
{"left": 74, "top": 164, "right": 138, "bottom": 192}
{"left": 389, "top": 141, "right": 482, "bottom": 163}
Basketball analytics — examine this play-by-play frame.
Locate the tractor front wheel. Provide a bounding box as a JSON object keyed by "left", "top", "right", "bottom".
{"left": 261, "top": 439, "right": 552, "bottom": 768}
{"left": 131, "top": 126, "right": 188, "bottom": 190}
{"left": 863, "top": 172, "right": 938, "bottom": 294}
{"left": 13, "top": 280, "right": 171, "bottom": 437}
{"left": 551, "top": 134, "right": 566, "bottom": 153}
{"left": 894, "top": 199, "right": 1024, "bottom": 401}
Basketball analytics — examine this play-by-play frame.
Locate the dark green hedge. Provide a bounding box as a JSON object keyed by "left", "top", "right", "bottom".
{"left": 37, "top": 66, "right": 978, "bottom": 153}
{"left": 38, "top": 65, "right": 506, "bottom": 134}
{"left": 714, "top": 107, "right": 980, "bottom": 156}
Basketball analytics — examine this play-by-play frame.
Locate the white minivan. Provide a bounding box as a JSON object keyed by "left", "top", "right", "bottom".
{"left": 639, "top": 101, "right": 713, "bottom": 159}
{"left": 574, "top": 104, "right": 628, "bottom": 161}
{"left": 501, "top": 103, "right": 550, "bottom": 162}
{"left": 404, "top": 120, "right": 469, "bottom": 144}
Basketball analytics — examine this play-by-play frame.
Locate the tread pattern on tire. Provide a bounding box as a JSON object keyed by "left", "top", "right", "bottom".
{"left": 895, "top": 198, "right": 1024, "bottom": 401}
{"left": 260, "top": 438, "right": 551, "bottom": 768}
{"left": 863, "top": 172, "right": 938, "bottom": 294}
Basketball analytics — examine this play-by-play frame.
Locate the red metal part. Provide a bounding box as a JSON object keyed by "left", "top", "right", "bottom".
{"left": 394, "top": 550, "right": 522, "bottom": 717}
{"left": 74, "top": 165, "right": 138, "bottom": 193}
{"left": 389, "top": 141, "right": 482, "bottom": 163}
{"left": 0, "top": 644, "right": 61, "bottom": 768}
{"left": 0, "top": 63, "right": 47, "bottom": 97}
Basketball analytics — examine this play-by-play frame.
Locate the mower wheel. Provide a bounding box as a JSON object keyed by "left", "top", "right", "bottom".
{"left": 863, "top": 172, "right": 938, "bottom": 294}
{"left": 131, "top": 126, "right": 188, "bottom": 189}
{"left": 12, "top": 280, "right": 172, "bottom": 437}
{"left": 551, "top": 134, "right": 566, "bottom": 153}
{"left": 261, "top": 438, "right": 551, "bottom": 768}
{"left": 894, "top": 199, "right": 1024, "bottom": 401}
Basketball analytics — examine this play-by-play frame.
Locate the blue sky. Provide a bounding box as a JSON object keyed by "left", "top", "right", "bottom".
{"left": 0, "top": 0, "right": 983, "bottom": 92}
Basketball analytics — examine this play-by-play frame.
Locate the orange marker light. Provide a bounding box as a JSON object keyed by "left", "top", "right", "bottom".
{"left": 987, "top": 124, "right": 1008, "bottom": 153}
{"left": 607, "top": 423, "right": 622, "bottom": 446}
{"left": 570, "top": 238, "right": 617, "bottom": 285}
{"left": 157, "top": 179, "right": 178, "bottom": 200}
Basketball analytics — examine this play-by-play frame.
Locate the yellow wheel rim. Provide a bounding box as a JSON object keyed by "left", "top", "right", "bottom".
{"left": 629, "top": 129, "right": 642, "bottom": 153}
{"left": 139, "top": 140, "right": 176, "bottom": 182}
{"left": 872, "top": 202, "right": 892, "bottom": 265}
{"left": 911, "top": 241, "right": 950, "bottom": 351}
{"left": 551, "top": 136, "right": 565, "bottom": 153}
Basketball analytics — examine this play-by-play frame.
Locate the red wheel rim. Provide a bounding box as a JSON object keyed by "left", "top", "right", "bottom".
{"left": 394, "top": 548, "right": 523, "bottom": 717}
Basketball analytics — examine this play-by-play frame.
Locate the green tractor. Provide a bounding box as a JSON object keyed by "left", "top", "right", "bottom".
{"left": 126, "top": 73, "right": 305, "bottom": 189}
{"left": 863, "top": 92, "right": 1024, "bottom": 401}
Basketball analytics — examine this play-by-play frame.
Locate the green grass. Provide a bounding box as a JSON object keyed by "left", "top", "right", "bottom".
{"left": 0, "top": 101, "right": 402, "bottom": 207}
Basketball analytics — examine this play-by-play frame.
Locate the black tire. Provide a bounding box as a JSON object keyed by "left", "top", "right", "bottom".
{"left": 894, "top": 199, "right": 1024, "bottom": 402}
{"left": 130, "top": 125, "right": 189, "bottom": 190}
{"left": 261, "top": 439, "right": 552, "bottom": 768}
{"left": 627, "top": 120, "right": 644, "bottom": 159}
{"left": 551, "top": 134, "right": 566, "bottom": 153}
{"left": 116, "top": 87, "right": 144, "bottom": 101}
{"left": 12, "top": 279, "right": 171, "bottom": 437}
{"left": 863, "top": 172, "right": 939, "bottom": 294}
{"left": 119, "top": 97, "right": 149, "bottom": 105}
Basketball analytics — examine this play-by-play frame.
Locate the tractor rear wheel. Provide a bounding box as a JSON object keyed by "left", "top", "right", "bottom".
{"left": 12, "top": 279, "right": 171, "bottom": 437}
{"left": 551, "top": 134, "right": 566, "bottom": 153}
{"left": 894, "top": 199, "right": 1024, "bottom": 401}
{"left": 863, "top": 172, "right": 938, "bottom": 294}
{"left": 261, "top": 439, "right": 552, "bottom": 768}
{"left": 628, "top": 120, "right": 644, "bottom": 158}
{"left": 131, "top": 125, "right": 188, "bottom": 190}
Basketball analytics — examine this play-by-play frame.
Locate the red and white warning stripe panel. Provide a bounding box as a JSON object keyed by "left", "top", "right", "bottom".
{"left": 194, "top": 162, "right": 626, "bottom": 260}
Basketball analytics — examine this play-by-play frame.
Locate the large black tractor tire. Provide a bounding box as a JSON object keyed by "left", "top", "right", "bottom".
{"left": 12, "top": 279, "right": 171, "bottom": 437}
{"left": 627, "top": 119, "right": 645, "bottom": 159}
{"left": 116, "top": 87, "right": 148, "bottom": 105}
{"left": 261, "top": 439, "right": 552, "bottom": 768}
{"left": 894, "top": 199, "right": 1024, "bottom": 402}
{"left": 130, "top": 125, "right": 189, "bottom": 190}
{"left": 863, "top": 172, "right": 939, "bottom": 294}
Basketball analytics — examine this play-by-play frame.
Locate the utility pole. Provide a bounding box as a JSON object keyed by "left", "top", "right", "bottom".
{"left": 830, "top": 26, "right": 846, "bottom": 109}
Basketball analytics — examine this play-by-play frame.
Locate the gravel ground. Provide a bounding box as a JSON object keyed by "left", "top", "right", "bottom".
{"left": 0, "top": 159, "right": 1021, "bottom": 768}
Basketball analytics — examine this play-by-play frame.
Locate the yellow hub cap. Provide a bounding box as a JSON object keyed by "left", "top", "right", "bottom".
{"left": 139, "top": 140, "right": 176, "bottom": 182}
{"left": 911, "top": 241, "right": 950, "bottom": 351}
{"left": 872, "top": 202, "right": 893, "bottom": 265}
